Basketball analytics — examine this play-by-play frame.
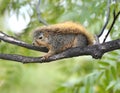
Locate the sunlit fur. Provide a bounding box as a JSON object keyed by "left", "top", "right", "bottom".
{"left": 35, "top": 21, "right": 94, "bottom": 45}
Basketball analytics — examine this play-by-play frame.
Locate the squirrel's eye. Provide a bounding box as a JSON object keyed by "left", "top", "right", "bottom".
{"left": 38, "top": 36, "right": 42, "bottom": 39}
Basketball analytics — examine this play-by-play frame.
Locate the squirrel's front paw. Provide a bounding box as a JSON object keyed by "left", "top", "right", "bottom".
{"left": 42, "top": 52, "right": 55, "bottom": 59}
{"left": 42, "top": 55, "right": 50, "bottom": 60}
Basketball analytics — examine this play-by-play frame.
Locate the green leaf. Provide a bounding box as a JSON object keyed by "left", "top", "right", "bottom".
{"left": 106, "top": 81, "right": 116, "bottom": 91}
{"left": 111, "top": 66, "right": 117, "bottom": 80}
{"left": 113, "top": 80, "right": 120, "bottom": 92}
{"left": 105, "top": 69, "right": 110, "bottom": 83}
{"left": 98, "top": 61, "right": 110, "bottom": 67}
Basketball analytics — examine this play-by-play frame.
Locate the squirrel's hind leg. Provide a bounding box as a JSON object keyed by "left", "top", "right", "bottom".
{"left": 73, "top": 34, "right": 88, "bottom": 47}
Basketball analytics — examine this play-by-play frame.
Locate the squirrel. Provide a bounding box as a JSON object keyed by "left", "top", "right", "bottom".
{"left": 32, "top": 21, "right": 95, "bottom": 59}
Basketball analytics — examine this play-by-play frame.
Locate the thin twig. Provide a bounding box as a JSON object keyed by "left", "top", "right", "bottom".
{"left": 103, "top": 11, "right": 120, "bottom": 43}
{"left": 103, "top": 0, "right": 119, "bottom": 43}
{"left": 113, "top": 0, "right": 116, "bottom": 3}
{"left": 36, "top": 0, "right": 49, "bottom": 25}
{"left": 97, "top": 0, "right": 110, "bottom": 37}
{"left": 113, "top": 0, "right": 117, "bottom": 18}
{"left": 113, "top": 10, "right": 116, "bottom": 18}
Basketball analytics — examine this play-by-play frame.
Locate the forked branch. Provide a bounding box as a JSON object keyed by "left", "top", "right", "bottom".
{"left": 0, "top": 31, "right": 120, "bottom": 63}
{"left": 0, "top": 0, "right": 120, "bottom": 63}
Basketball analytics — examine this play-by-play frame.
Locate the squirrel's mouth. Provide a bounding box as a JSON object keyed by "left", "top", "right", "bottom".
{"left": 33, "top": 39, "right": 51, "bottom": 51}
{"left": 34, "top": 40, "right": 43, "bottom": 47}
{"left": 35, "top": 40, "right": 48, "bottom": 48}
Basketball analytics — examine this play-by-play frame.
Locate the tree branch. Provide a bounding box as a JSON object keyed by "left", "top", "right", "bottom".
{"left": 0, "top": 39, "right": 120, "bottom": 63}
{"left": 97, "top": 0, "right": 110, "bottom": 37}
{"left": 0, "top": 31, "right": 48, "bottom": 52}
{"left": 103, "top": 11, "right": 120, "bottom": 43}
{"left": 36, "top": 0, "right": 49, "bottom": 25}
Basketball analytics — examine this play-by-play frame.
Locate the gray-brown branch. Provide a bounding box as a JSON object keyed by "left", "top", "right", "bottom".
{"left": 0, "top": 31, "right": 120, "bottom": 63}
{"left": 97, "top": 0, "right": 110, "bottom": 38}
{"left": 0, "top": 31, "right": 48, "bottom": 52}
{"left": 36, "top": 0, "right": 49, "bottom": 25}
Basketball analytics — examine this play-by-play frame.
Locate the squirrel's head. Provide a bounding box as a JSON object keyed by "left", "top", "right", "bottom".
{"left": 32, "top": 28, "right": 49, "bottom": 48}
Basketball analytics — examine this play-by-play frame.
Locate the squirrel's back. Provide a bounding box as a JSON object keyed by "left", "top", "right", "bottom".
{"left": 35, "top": 21, "right": 94, "bottom": 45}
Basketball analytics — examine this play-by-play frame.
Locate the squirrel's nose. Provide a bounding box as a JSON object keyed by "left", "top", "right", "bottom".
{"left": 32, "top": 42, "right": 35, "bottom": 45}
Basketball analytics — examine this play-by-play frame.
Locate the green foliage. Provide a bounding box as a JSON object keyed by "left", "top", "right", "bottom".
{"left": 0, "top": 0, "right": 120, "bottom": 93}
{"left": 54, "top": 52, "right": 120, "bottom": 93}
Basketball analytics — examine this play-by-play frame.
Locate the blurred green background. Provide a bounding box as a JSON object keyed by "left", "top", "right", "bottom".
{"left": 0, "top": 0, "right": 120, "bottom": 93}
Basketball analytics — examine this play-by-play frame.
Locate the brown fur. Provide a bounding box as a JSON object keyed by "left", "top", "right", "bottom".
{"left": 35, "top": 21, "right": 94, "bottom": 45}
{"left": 33, "top": 21, "right": 95, "bottom": 58}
